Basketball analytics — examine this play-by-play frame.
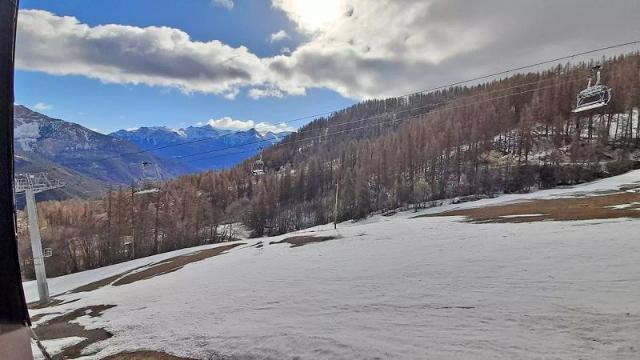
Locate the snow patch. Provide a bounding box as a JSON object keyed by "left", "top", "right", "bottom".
{"left": 500, "top": 213, "right": 547, "bottom": 218}
{"left": 170, "top": 128, "right": 187, "bottom": 137}
{"left": 609, "top": 202, "right": 640, "bottom": 210}
{"left": 15, "top": 122, "right": 41, "bottom": 151}
{"left": 23, "top": 169, "right": 640, "bottom": 359}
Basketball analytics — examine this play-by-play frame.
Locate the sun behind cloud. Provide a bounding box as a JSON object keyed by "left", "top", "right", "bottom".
{"left": 274, "top": 0, "right": 344, "bottom": 33}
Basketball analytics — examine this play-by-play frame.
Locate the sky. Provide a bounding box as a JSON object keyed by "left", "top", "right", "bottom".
{"left": 14, "top": 0, "right": 640, "bottom": 134}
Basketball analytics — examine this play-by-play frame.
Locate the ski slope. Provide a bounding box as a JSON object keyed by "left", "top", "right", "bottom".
{"left": 26, "top": 170, "right": 640, "bottom": 359}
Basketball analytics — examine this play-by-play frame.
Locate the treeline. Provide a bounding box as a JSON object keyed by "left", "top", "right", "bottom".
{"left": 18, "top": 52, "right": 640, "bottom": 279}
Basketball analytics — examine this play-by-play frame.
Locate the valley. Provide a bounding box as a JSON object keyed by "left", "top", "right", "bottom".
{"left": 13, "top": 105, "right": 287, "bottom": 199}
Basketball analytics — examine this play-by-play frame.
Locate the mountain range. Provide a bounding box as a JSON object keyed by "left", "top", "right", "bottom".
{"left": 110, "top": 125, "right": 289, "bottom": 171}
{"left": 13, "top": 105, "right": 290, "bottom": 199}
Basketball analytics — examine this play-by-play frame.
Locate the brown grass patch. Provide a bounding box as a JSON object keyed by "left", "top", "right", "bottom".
{"left": 112, "top": 243, "right": 243, "bottom": 286}
{"left": 34, "top": 304, "right": 116, "bottom": 359}
{"left": 68, "top": 272, "right": 131, "bottom": 294}
{"left": 102, "top": 351, "right": 195, "bottom": 360}
{"left": 420, "top": 192, "right": 640, "bottom": 223}
{"left": 30, "top": 312, "right": 62, "bottom": 323}
{"left": 270, "top": 235, "right": 338, "bottom": 248}
{"left": 29, "top": 298, "right": 65, "bottom": 310}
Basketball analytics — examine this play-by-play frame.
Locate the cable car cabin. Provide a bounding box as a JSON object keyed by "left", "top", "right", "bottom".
{"left": 252, "top": 148, "right": 266, "bottom": 176}
{"left": 573, "top": 85, "right": 612, "bottom": 113}
{"left": 134, "top": 161, "right": 162, "bottom": 195}
{"left": 135, "top": 182, "right": 161, "bottom": 195}
{"left": 252, "top": 159, "right": 266, "bottom": 176}
{"left": 573, "top": 66, "right": 612, "bottom": 113}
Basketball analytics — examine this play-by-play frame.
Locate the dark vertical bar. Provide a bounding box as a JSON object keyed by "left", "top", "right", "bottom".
{"left": 0, "top": 0, "right": 30, "bottom": 325}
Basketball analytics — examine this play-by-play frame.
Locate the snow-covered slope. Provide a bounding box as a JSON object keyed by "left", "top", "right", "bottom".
{"left": 25, "top": 170, "right": 640, "bottom": 359}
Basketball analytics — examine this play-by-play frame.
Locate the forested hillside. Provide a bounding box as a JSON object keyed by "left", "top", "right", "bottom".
{"left": 19, "top": 53, "right": 640, "bottom": 278}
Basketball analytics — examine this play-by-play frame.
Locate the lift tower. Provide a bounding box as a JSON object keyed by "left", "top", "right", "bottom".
{"left": 15, "top": 173, "right": 64, "bottom": 304}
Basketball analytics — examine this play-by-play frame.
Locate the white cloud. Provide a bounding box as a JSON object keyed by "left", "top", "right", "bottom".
{"left": 255, "top": 122, "right": 295, "bottom": 134}
{"left": 280, "top": 47, "right": 291, "bottom": 54}
{"left": 33, "top": 102, "right": 52, "bottom": 111}
{"left": 248, "top": 87, "right": 285, "bottom": 99}
{"left": 222, "top": 87, "right": 240, "bottom": 100}
{"left": 16, "top": 2, "right": 640, "bottom": 102}
{"left": 272, "top": 0, "right": 345, "bottom": 33}
{"left": 205, "top": 117, "right": 294, "bottom": 134}
{"left": 207, "top": 117, "right": 254, "bottom": 131}
{"left": 270, "top": 30, "right": 290, "bottom": 43}
{"left": 16, "top": 10, "right": 269, "bottom": 97}
{"left": 213, "top": 0, "right": 234, "bottom": 10}
{"left": 268, "top": 0, "right": 640, "bottom": 99}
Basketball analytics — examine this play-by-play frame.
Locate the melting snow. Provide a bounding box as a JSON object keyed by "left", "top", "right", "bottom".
{"left": 609, "top": 202, "right": 640, "bottom": 210}
{"left": 25, "top": 170, "right": 640, "bottom": 359}
{"left": 32, "top": 337, "right": 85, "bottom": 359}
{"left": 15, "top": 122, "right": 41, "bottom": 152}
{"left": 500, "top": 213, "right": 547, "bottom": 218}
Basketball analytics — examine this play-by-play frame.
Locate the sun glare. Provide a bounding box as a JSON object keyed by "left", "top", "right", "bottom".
{"left": 288, "top": 0, "right": 344, "bottom": 32}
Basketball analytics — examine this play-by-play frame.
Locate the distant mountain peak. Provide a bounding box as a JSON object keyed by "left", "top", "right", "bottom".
{"left": 12, "top": 104, "right": 292, "bottom": 191}
{"left": 111, "top": 122, "right": 292, "bottom": 171}
{"left": 12, "top": 105, "right": 190, "bottom": 199}
{"left": 113, "top": 122, "right": 292, "bottom": 140}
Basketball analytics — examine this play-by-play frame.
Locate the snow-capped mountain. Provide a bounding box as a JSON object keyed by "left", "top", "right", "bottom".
{"left": 110, "top": 125, "right": 292, "bottom": 171}
{"left": 13, "top": 105, "right": 189, "bottom": 199}
{"left": 11, "top": 105, "right": 291, "bottom": 199}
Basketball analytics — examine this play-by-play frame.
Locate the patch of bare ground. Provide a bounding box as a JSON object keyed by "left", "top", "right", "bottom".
{"left": 30, "top": 312, "right": 61, "bottom": 323}
{"left": 68, "top": 271, "right": 133, "bottom": 294}
{"left": 29, "top": 297, "right": 80, "bottom": 310}
{"left": 420, "top": 192, "right": 640, "bottom": 223}
{"left": 112, "top": 243, "right": 243, "bottom": 286}
{"left": 65, "top": 259, "right": 177, "bottom": 295}
{"left": 29, "top": 244, "right": 242, "bottom": 358}
{"left": 29, "top": 298, "right": 65, "bottom": 310}
{"left": 33, "top": 304, "right": 116, "bottom": 359}
{"left": 270, "top": 235, "right": 338, "bottom": 248}
{"left": 101, "top": 351, "right": 196, "bottom": 360}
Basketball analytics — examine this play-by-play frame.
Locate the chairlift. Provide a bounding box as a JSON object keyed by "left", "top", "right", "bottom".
{"left": 573, "top": 65, "right": 612, "bottom": 113}
{"left": 252, "top": 149, "right": 266, "bottom": 176}
{"left": 134, "top": 161, "right": 161, "bottom": 195}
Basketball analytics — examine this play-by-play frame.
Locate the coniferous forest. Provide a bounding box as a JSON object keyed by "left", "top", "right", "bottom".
{"left": 18, "top": 53, "right": 640, "bottom": 279}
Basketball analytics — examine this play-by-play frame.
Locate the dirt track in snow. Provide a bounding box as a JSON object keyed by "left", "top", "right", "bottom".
{"left": 269, "top": 235, "right": 338, "bottom": 248}
{"left": 112, "top": 243, "right": 243, "bottom": 286}
{"left": 102, "top": 351, "right": 194, "bottom": 360}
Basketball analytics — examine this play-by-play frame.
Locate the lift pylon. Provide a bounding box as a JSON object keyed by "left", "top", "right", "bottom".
{"left": 14, "top": 173, "right": 64, "bottom": 305}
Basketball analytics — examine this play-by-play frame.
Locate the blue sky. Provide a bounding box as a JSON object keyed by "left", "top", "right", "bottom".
{"left": 15, "top": 0, "right": 353, "bottom": 133}
{"left": 14, "top": 1, "right": 640, "bottom": 134}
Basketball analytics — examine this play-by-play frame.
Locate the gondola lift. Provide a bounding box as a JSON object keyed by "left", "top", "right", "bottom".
{"left": 572, "top": 65, "right": 612, "bottom": 113}
{"left": 252, "top": 148, "right": 266, "bottom": 176}
{"left": 134, "top": 161, "right": 161, "bottom": 195}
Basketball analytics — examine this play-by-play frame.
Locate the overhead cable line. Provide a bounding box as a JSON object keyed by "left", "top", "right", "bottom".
{"left": 60, "top": 40, "right": 640, "bottom": 167}
{"left": 185, "top": 77, "right": 586, "bottom": 164}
